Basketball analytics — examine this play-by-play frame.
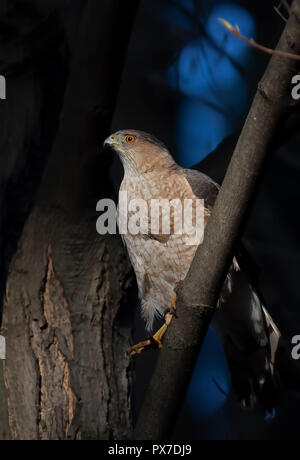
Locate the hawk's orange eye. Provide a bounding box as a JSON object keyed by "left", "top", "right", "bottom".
{"left": 125, "top": 135, "right": 135, "bottom": 144}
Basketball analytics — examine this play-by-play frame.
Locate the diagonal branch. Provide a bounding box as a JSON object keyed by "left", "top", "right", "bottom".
{"left": 274, "top": 0, "right": 292, "bottom": 22}
{"left": 133, "top": 0, "right": 300, "bottom": 440}
{"left": 218, "top": 18, "right": 300, "bottom": 61}
{"left": 274, "top": 6, "right": 288, "bottom": 22}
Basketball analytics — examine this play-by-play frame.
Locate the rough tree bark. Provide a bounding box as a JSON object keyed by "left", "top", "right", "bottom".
{"left": 134, "top": 0, "right": 300, "bottom": 440}
{"left": 0, "top": 0, "right": 139, "bottom": 440}
{"left": 0, "top": 0, "right": 71, "bottom": 440}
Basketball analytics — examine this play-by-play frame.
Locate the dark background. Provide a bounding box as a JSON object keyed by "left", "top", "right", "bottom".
{"left": 0, "top": 0, "right": 300, "bottom": 440}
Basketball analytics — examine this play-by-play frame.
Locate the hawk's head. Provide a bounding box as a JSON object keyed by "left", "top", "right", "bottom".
{"left": 104, "top": 130, "right": 175, "bottom": 174}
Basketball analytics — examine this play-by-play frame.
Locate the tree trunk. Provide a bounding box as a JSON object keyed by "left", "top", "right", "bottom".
{"left": 0, "top": 0, "right": 138, "bottom": 440}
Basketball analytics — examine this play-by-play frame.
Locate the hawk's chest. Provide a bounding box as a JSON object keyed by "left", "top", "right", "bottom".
{"left": 120, "top": 174, "right": 166, "bottom": 201}
{"left": 118, "top": 172, "right": 200, "bottom": 291}
{"left": 118, "top": 172, "right": 198, "bottom": 238}
{"left": 119, "top": 172, "right": 194, "bottom": 201}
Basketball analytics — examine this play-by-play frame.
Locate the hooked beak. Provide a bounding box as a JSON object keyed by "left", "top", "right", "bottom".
{"left": 103, "top": 134, "right": 117, "bottom": 149}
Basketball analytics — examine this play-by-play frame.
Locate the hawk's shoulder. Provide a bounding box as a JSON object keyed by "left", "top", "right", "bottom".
{"left": 184, "top": 168, "right": 220, "bottom": 210}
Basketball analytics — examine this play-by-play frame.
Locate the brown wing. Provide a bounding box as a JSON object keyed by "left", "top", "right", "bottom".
{"left": 144, "top": 169, "right": 218, "bottom": 242}
{"left": 184, "top": 168, "right": 220, "bottom": 210}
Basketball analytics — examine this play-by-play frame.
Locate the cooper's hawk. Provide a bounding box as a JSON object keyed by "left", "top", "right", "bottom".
{"left": 104, "top": 129, "right": 299, "bottom": 410}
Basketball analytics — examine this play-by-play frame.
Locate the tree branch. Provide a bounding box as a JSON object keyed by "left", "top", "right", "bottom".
{"left": 218, "top": 18, "right": 300, "bottom": 61}
{"left": 274, "top": 6, "right": 288, "bottom": 23}
{"left": 133, "top": 0, "right": 300, "bottom": 440}
{"left": 274, "top": 0, "right": 292, "bottom": 22}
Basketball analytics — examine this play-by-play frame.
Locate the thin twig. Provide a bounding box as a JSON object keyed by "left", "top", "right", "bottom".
{"left": 274, "top": 5, "right": 288, "bottom": 22}
{"left": 219, "top": 18, "right": 300, "bottom": 61}
{"left": 212, "top": 377, "right": 229, "bottom": 397}
{"left": 274, "top": 0, "right": 291, "bottom": 22}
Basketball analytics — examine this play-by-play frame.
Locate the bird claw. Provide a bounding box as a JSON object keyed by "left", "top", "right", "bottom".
{"left": 164, "top": 306, "right": 178, "bottom": 318}
{"left": 128, "top": 310, "right": 174, "bottom": 357}
{"left": 128, "top": 335, "right": 163, "bottom": 356}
